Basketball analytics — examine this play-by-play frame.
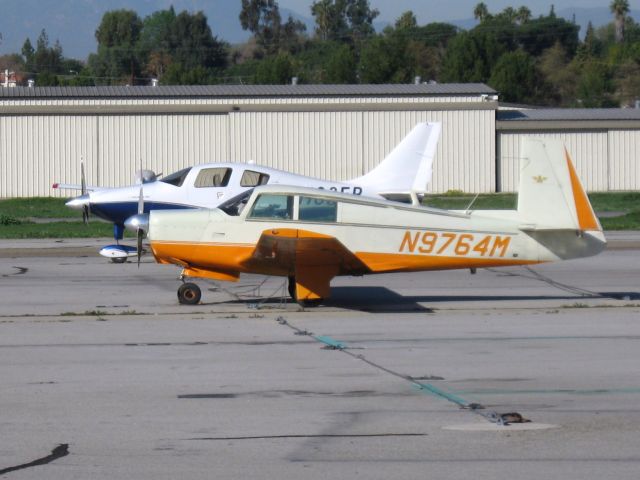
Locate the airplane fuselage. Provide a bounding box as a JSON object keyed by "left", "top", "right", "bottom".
{"left": 148, "top": 186, "right": 606, "bottom": 300}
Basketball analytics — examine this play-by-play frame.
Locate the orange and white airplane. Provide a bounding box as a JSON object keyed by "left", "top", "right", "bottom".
{"left": 136, "top": 137, "right": 606, "bottom": 305}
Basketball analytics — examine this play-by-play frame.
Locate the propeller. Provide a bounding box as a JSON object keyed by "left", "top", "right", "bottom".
{"left": 80, "top": 162, "right": 89, "bottom": 225}
{"left": 137, "top": 183, "right": 144, "bottom": 267}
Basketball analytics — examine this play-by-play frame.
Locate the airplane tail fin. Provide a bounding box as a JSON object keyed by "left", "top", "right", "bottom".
{"left": 517, "top": 137, "right": 602, "bottom": 232}
{"left": 351, "top": 122, "right": 441, "bottom": 194}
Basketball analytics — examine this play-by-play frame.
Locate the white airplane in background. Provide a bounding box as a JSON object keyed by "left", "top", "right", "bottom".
{"left": 55, "top": 122, "right": 441, "bottom": 262}
{"left": 132, "top": 137, "right": 605, "bottom": 305}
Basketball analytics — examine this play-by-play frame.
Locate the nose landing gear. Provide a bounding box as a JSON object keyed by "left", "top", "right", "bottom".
{"left": 177, "top": 282, "right": 202, "bottom": 305}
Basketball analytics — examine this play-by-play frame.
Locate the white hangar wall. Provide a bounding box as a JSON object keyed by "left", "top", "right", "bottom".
{"left": 497, "top": 111, "right": 640, "bottom": 192}
{"left": 498, "top": 130, "right": 610, "bottom": 192}
{"left": 0, "top": 84, "right": 497, "bottom": 197}
{"left": 230, "top": 109, "right": 495, "bottom": 194}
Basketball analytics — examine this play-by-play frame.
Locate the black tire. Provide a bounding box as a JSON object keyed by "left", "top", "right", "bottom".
{"left": 177, "top": 282, "right": 202, "bottom": 305}
{"left": 287, "top": 276, "right": 296, "bottom": 300}
{"left": 111, "top": 257, "right": 127, "bottom": 264}
{"left": 299, "top": 298, "right": 322, "bottom": 308}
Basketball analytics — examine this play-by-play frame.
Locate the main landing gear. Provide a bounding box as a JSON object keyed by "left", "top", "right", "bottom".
{"left": 177, "top": 282, "right": 202, "bottom": 305}
{"left": 288, "top": 276, "right": 322, "bottom": 307}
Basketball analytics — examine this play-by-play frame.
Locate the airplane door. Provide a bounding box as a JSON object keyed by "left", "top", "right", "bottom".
{"left": 188, "top": 167, "right": 233, "bottom": 207}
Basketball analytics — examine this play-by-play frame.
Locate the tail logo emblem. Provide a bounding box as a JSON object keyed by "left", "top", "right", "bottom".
{"left": 532, "top": 175, "right": 547, "bottom": 184}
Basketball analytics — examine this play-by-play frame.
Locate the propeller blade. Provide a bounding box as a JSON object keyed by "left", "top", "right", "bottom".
{"left": 137, "top": 228, "right": 144, "bottom": 268}
{"left": 82, "top": 205, "right": 89, "bottom": 225}
{"left": 80, "top": 161, "right": 89, "bottom": 224}
{"left": 138, "top": 185, "right": 144, "bottom": 215}
{"left": 80, "top": 162, "right": 87, "bottom": 196}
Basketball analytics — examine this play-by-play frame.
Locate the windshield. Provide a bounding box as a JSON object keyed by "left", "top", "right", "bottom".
{"left": 218, "top": 188, "right": 254, "bottom": 216}
{"left": 160, "top": 167, "right": 192, "bottom": 187}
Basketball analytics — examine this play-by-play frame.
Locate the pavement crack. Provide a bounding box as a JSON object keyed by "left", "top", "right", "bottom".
{"left": 0, "top": 443, "right": 69, "bottom": 475}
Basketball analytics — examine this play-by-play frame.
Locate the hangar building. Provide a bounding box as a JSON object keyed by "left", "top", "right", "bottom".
{"left": 0, "top": 84, "right": 638, "bottom": 197}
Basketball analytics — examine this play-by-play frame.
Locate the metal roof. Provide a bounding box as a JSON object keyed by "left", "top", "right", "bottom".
{"left": 0, "top": 83, "right": 495, "bottom": 99}
{"left": 498, "top": 108, "right": 640, "bottom": 122}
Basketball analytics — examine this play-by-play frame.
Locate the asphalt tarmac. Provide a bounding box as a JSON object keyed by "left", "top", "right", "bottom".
{"left": 1, "top": 236, "right": 640, "bottom": 479}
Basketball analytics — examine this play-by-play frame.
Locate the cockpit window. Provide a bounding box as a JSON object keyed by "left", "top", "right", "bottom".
{"left": 240, "top": 170, "right": 270, "bottom": 187}
{"left": 194, "top": 167, "right": 232, "bottom": 188}
{"left": 160, "top": 167, "right": 192, "bottom": 187}
{"left": 299, "top": 196, "right": 338, "bottom": 222}
{"left": 218, "top": 189, "right": 253, "bottom": 216}
{"left": 248, "top": 194, "right": 293, "bottom": 220}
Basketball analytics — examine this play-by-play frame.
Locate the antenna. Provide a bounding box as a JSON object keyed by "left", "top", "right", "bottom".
{"left": 464, "top": 193, "right": 480, "bottom": 214}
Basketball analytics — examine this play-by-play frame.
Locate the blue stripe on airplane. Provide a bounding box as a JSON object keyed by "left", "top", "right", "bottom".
{"left": 89, "top": 201, "right": 194, "bottom": 224}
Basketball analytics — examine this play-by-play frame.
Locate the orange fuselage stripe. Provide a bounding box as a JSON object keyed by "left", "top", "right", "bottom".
{"left": 151, "top": 240, "right": 540, "bottom": 279}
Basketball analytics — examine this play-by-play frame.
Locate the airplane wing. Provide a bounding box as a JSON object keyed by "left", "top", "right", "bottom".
{"left": 247, "top": 228, "right": 369, "bottom": 276}
{"left": 52, "top": 183, "right": 104, "bottom": 192}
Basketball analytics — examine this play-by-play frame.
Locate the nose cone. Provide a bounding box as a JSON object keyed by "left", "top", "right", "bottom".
{"left": 124, "top": 213, "right": 150, "bottom": 233}
{"left": 65, "top": 194, "right": 90, "bottom": 210}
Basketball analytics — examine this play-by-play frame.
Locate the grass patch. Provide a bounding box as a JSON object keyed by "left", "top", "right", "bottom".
{"left": 586, "top": 192, "right": 640, "bottom": 212}
{"left": 0, "top": 197, "right": 78, "bottom": 219}
{"left": 599, "top": 211, "right": 640, "bottom": 230}
{"left": 0, "top": 221, "right": 117, "bottom": 239}
{"left": 423, "top": 193, "right": 517, "bottom": 210}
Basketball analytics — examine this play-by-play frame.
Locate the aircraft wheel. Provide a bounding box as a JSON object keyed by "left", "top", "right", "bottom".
{"left": 287, "top": 276, "right": 296, "bottom": 300}
{"left": 111, "top": 257, "right": 127, "bottom": 264}
{"left": 178, "top": 283, "right": 201, "bottom": 305}
{"left": 299, "top": 299, "right": 322, "bottom": 308}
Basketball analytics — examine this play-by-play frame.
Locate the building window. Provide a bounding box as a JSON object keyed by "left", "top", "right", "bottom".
{"left": 298, "top": 196, "right": 338, "bottom": 222}
{"left": 240, "top": 170, "right": 270, "bottom": 187}
{"left": 248, "top": 194, "right": 293, "bottom": 220}
{"left": 194, "top": 168, "right": 232, "bottom": 188}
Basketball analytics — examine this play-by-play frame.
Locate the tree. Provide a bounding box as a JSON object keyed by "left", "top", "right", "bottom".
{"left": 90, "top": 10, "right": 143, "bottom": 84}
{"left": 488, "top": 49, "right": 539, "bottom": 103}
{"left": 576, "top": 61, "right": 614, "bottom": 107}
{"left": 395, "top": 11, "right": 417, "bottom": 30}
{"left": 515, "top": 6, "right": 531, "bottom": 24}
{"left": 538, "top": 42, "right": 577, "bottom": 105}
{"left": 138, "top": 7, "right": 176, "bottom": 78}
{"left": 255, "top": 52, "right": 294, "bottom": 83}
{"left": 345, "top": 0, "right": 379, "bottom": 40}
{"left": 21, "top": 30, "right": 64, "bottom": 85}
{"left": 324, "top": 43, "right": 357, "bottom": 82}
{"left": 576, "top": 22, "right": 602, "bottom": 60}
{"left": 358, "top": 35, "right": 395, "bottom": 83}
{"left": 473, "top": 3, "right": 489, "bottom": 22}
{"left": 240, "top": 0, "right": 306, "bottom": 55}
{"left": 310, "top": 0, "right": 378, "bottom": 42}
{"left": 610, "top": 0, "right": 630, "bottom": 43}
{"left": 169, "top": 11, "right": 227, "bottom": 71}
{"left": 311, "top": 0, "right": 347, "bottom": 41}
{"left": 517, "top": 14, "right": 579, "bottom": 57}
{"left": 614, "top": 60, "right": 640, "bottom": 106}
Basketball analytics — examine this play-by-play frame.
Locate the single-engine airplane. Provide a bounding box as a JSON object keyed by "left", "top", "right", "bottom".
{"left": 56, "top": 122, "right": 441, "bottom": 262}
{"left": 133, "top": 137, "right": 606, "bottom": 305}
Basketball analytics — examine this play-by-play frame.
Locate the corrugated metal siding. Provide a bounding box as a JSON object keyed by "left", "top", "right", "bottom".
{"left": 0, "top": 116, "right": 96, "bottom": 197}
{"left": 229, "top": 111, "right": 363, "bottom": 181}
{"left": 96, "top": 114, "right": 229, "bottom": 187}
{"left": 608, "top": 129, "right": 640, "bottom": 190}
{"left": 498, "top": 131, "right": 609, "bottom": 192}
{"left": 361, "top": 110, "right": 495, "bottom": 193}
